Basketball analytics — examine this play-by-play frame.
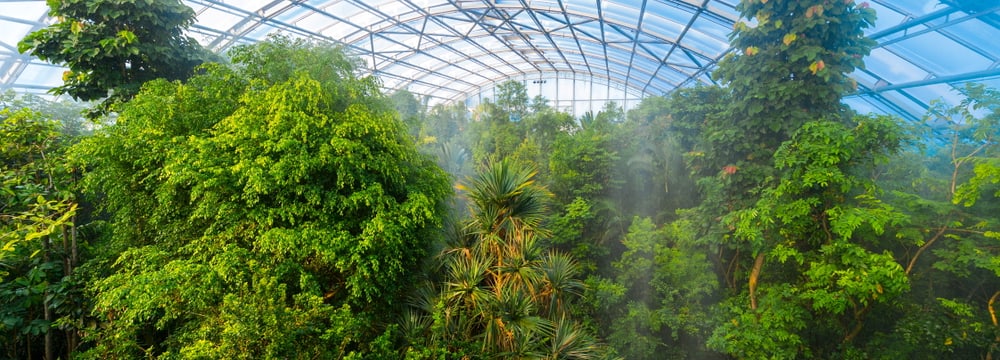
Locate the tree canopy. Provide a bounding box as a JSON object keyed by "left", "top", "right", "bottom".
{"left": 18, "top": 0, "right": 215, "bottom": 117}
{"left": 70, "top": 36, "right": 451, "bottom": 358}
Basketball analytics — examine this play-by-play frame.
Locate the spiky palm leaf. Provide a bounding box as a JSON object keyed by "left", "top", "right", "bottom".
{"left": 496, "top": 232, "right": 544, "bottom": 297}
{"left": 482, "top": 284, "right": 550, "bottom": 354}
{"left": 400, "top": 308, "right": 433, "bottom": 345}
{"left": 444, "top": 253, "right": 491, "bottom": 313}
{"left": 406, "top": 280, "right": 439, "bottom": 314}
{"left": 458, "top": 157, "right": 549, "bottom": 240}
{"left": 547, "top": 317, "right": 603, "bottom": 360}
{"left": 539, "top": 251, "right": 584, "bottom": 316}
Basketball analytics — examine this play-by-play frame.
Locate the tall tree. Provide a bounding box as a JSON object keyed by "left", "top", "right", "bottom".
{"left": 19, "top": 0, "right": 215, "bottom": 117}
{"left": 71, "top": 36, "right": 451, "bottom": 358}
{"left": 666, "top": 0, "right": 903, "bottom": 357}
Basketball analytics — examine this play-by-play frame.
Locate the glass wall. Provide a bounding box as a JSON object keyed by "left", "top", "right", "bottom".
{"left": 462, "top": 72, "right": 647, "bottom": 118}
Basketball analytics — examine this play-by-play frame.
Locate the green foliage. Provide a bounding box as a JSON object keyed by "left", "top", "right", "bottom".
{"left": 593, "top": 218, "right": 718, "bottom": 359}
{"left": 405, "top": 158, "right": 612, "bottom": 359}
{"left": 1, "top": 107, "right": 88, "bottom": 358}
{"left": 18, "top": 0, "right": 215, "bottom": 116}
{"left": 548, "top": 122, "right": 620, "bottom": 203}
{"left": 1, "top": 108, "right": 77, "bottom": 279}
{"left": 389, "top": 90, "right": 426, "bottom": 138}
{"left": 719, "top": 0, "right": 875, "bottom": 134}
{"left": 468, "top": 100, "right": 524, "bottom": 163}
{"left": 1, "top": 90, "right": 93, "bottom": 136}
{"left": 72, "top": 36, "right": 451, "bottom": 358}
{"left": 495, "top": 81, "right": 529, "bottom": 116}
{"left": 948, "top": 84, "right": 1000, "bottom": 207}
{"left": 707, "top": 285, "right": 808, "bottom": 359}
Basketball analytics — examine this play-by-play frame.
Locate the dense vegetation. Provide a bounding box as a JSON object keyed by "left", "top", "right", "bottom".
{"left": 3, "top": 0, "right": 999, "bottom": 359}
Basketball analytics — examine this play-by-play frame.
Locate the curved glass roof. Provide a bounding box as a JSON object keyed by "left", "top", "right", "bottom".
{"left": 2, "top": 0, "right": 999, "bottom": 120}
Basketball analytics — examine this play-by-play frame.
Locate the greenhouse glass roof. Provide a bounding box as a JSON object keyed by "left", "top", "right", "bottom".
{"left": 1, "top": 0, "right": 999, "bottom": 120}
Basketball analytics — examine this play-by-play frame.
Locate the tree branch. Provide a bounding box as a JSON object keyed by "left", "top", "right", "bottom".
{"left": 905, "top": 226, "right": 949, "bottom": 276}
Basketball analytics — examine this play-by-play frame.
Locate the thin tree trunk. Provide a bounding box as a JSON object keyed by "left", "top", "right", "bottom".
{"left": 68, "top": 218, "right": 80, "bottom": 356}
{"left": 43, "top": 237, "right": 53, "bottom": 360}
{"left": 988, "top": 291, "right": 1000, "bottom": 360}
{"left": 71, "top": 215, "right": 78, "bottom": 269}
{"left": 749, "top": 252, "right": 765, "bottom": 311}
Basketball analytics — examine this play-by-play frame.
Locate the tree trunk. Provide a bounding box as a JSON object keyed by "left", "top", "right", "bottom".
{"left": 988, "top": 291, "right": 1000, "bottom": 360}
{"left": 43, "top": 237, "right": 53, "bottom": 360}
{"left": 749, "top": 252, "right": 765, "bottom": 311}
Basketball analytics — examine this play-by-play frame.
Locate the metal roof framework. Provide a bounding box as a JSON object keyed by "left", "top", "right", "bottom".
{"left": 1, "top": 0, "right": 999, "bottom": 120}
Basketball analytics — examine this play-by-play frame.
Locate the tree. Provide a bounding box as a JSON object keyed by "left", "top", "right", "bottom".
{"left": 389, "top": 89, "right": 425, "bottom": 138}
{"left": 495, "top": 80, "right": 529, "bottom": 118}
{"left": 1, "top": 90, "right": 92, "bottom": 136}
{"left": 404, "top": 158, "right": 610, "bottom": 359}
{"left": 18, "top": 0, "right": 215, "bottom": 117}
{"left": 664, "top": 0, "right": 903, "bottom": 357}
{"left": 1, "top": 107, "right": 86, "bottom": 359}
{"left": 71, "top": 36, "right": 452, "bottom": 358}
{"left": 870, "top": 83, "right": 1000, "bottom": 359}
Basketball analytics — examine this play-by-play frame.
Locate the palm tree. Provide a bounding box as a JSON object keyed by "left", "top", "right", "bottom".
{"left": 459, "top": 157, "right": 549, "bottom": 242}
{"left": 409, "top": 158, "right": 612, "bottom": 358}
{"left": 538, "top": 251, "right": 584, "bottom": 317}
{"left": 546, "top": 316, "right": 603, "bottom": 360}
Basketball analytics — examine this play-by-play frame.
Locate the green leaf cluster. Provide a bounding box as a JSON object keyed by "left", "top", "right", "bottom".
{"left": 71, "top": 36, "right": 451, "bottom": 358}
{"left": 18, "top": 0, "right": 216, "bottom": 116}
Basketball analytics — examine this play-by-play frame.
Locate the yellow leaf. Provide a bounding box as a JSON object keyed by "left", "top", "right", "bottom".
{"left": 809, "top": 60, "right": 825, "bottom": 75}
{"left": 945, "top": 337, "right": 953, "bottom": 346}
{"left": 783, "top": 33, "right": 797, "bottom": 46}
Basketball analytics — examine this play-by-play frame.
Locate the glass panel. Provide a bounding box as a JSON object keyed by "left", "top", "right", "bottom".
{"left": 865, "top": 48, "right": 929, "bottom": 84}
{"left": 886, "top": 0, "right": 946, "bottom": 17}
{"left": 0, "top": 1, "right": 48, "bottom": 20}
{"left": 843, "top": 97, "right": 890, "bottom": 116}
{"left": 296, "top": 12, "right": 337, "bottom": 31}
{"left": 890, "top": 32, "right": 991, "bottom": 76}
{"left": 865, "top": 2, "right": 906, "bottom": 36}
{"left": 561, "top": 0, "right": 599, "bottom": 16}
{"left": 706, "top": 0, "right": 740, "bottom": 21}
{"left": 19, "top": 64, "right": 64, "bottom": 87}
{"left": 692, "top": 15, "right": 732, "bottom": 41}
{"left": 629, "top": 57, "right": 662, "bottom": 76}
{"left": 642, "top": 14, "right": 685, "bottom": 40}
{"left": 0, "top": 22, "right": 33, "bottom": 48}
{"left": 602, "top": 1, "right": 638, "bottom": 25}
{"left": 880, "top": 90, "right": 927, "bottom": 118}
{"left": 273, "top": 6, "right": 311, "bottom": 22}
{"left": 849, "top": 69, "right": 880, "bottom": 89}
{"left": 375, "top": 1, "right": 415, "bottom": 18}
{"left": 906, "top": 83, "right": 964, "bottom": 107}
{"left": 943, "top": 19, "right": 1000, "bottom": 59}
{"left": 646, "top": 1, "right": 694, "bottom": 26}
{"left": 198, "top": 7, "right": 246, "bottom": 30}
